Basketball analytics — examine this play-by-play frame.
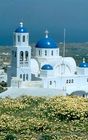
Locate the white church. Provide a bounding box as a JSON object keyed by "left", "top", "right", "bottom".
{"left": 1, "top": 22, "right": 88, "bottom": 98}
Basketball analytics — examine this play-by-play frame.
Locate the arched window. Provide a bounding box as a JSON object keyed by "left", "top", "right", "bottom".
{"left": 39, "top": 50, "right": 40, "bottom": 56}
{"left": 45, "top": 50, "right": 47, "bottom": 56}
{"left": 66, "top": 80, "right": 68, "bottom": 83}
{"left": 72, "top": 79, "right": 74, "bottom": 83}
{"left": 23, "top": 74, "right": 25, "bottom": 81}
{"left": 15, "top": 52, "right": 16, "bottom": 57}
{"left": 20, "top": 51, "right": 24, "bottom": 61}
{"left": 50, "top": 81, "right": 52, "bottom": 85}
{"left": 18, "top": 35, "right": 20, "bottom": 42}
{"left": 23, "top": 35, "right": 25, "bottom": 42}
{"left": 87, "top": 78, "right": 88, "bottom": 82}
{"left": 20, "top": 74, "right": 22, "bottom": 79}
{"left": 25, "top": 51, "right": 28, "bottom": 61}
{"left": 26, "top": 74, "right": 28, "bottom": 80}
{"left": 51, "top": 50, "right": 53, "bottom": 56}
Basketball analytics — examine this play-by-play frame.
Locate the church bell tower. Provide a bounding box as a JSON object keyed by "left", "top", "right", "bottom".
{"left": 7, "top": 22, "right": 31, "bottom": 86}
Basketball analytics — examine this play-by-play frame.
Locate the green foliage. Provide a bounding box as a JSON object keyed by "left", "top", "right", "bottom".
{"left": 0, "top": 96, "right": 88, "bottom": 140}
{"left": 5, "top": 134, "right": 17, "bottom": 140}
{"left": 0, "top": 81, "right": 7, "bottom": 87}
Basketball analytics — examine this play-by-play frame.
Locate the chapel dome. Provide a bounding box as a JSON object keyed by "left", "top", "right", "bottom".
{"left": 41, "top": 64, "right": 53, "bottom": 70}
{"left": 36, "top": 30, "right": 58, "bottom": 49}
{"left": 15, "top": 22, "right": 28, "bottom": 33}
{"left": 79, "top": 58, "right": 88, "bottom": 68}
{"left": 79, "top": 62, "right": 88, "bottom": 68}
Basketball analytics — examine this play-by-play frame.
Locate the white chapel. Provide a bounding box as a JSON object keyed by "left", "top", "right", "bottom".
{"left": 5, "top": 22, "right": 88, "bottom": 97}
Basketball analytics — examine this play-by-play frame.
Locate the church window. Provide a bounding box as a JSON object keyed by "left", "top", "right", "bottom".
{"left": 75, "top": 71, "right": 77, "bottom": 75}
{"left": 20, "top": 51, "right": 24, "bottom": 61}
{"left": 66, "top": 79, "right": 74, "bottom": 84}
{"left": 26, "top": 74, "right": 28, "bottom": 80}
{"left": 23, "top": 35, "right": 25, "bottom": 42}
{"left": 87, "top": 78, "right": 88, "bottom": 82}
{"left": 23, "top": 74, "right": 25, "bottom": 81}
{"left": 45, "top": 50, "right": 47, "bottom": 56}
{"left": 25, "top": 51, "right": 28, "bottom": 61}
{"left": 50, "top": 81, "right": 52, "bottom": 85}
{"left": 18, "top": 35, "right": 20, "bottom": 42}
{"left": 51, "top": 50, "right": 53, "bottom": 56}
{"left": 15, "top": 52, "right": 16, "bottom": 57}
{"left": 20, "top": 74, "right": 22, "bottom": 79}
{"left": 39, "top": 50, "right": 40, "bottom": 56}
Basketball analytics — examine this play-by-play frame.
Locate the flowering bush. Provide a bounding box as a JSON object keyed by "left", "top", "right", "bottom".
{"left": 0, "top": 96, "right": 88, "bottom": 140}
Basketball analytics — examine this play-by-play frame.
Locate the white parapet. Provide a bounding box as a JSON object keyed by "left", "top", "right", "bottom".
{"left": 11, "top": 77, "right": 22, "bottom": 88}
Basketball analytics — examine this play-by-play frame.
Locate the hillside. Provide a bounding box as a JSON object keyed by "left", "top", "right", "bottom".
{"left": 0, "top": 43, "right": 88, "bottom": 68}
{"left": 0, "top": 96, "right": 88, "bottom": 140}
{"left": 59, "top": 42, "right": 88, "bottom": 65}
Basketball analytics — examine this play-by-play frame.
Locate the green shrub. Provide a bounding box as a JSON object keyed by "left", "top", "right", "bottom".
{"left": 5, "top": 134, "right": 17, "bottom": 140}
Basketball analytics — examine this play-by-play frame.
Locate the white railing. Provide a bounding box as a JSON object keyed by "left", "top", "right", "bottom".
{"left": 19, "top": 61, "right": 29, "bottom": 67}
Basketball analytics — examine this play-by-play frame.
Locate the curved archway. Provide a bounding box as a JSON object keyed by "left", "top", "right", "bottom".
{"left": 55, "top": 63, "right": 71, "bottom": 75}
{"left": 25, "top": 51, "right": 28, "bottom": 61}
{"left": 20, "top": 51, "right": 24, "bottom": 61}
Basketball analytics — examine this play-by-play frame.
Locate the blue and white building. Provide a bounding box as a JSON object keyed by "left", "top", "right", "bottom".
{"left": 5, "top": 22, "right": 88, "bottom": 97}
{"left": 7, "top": 22, "right": 31, "bottom": 87}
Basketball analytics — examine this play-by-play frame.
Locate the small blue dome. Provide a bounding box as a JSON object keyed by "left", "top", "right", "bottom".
{"left": 79, "top": 62, "right": 88, "bottom": 68}
{"left": 41, "top": 64, "right": 53, "bottom": 70}
{"left": 36, "top": 36, "right": 58, "bottom": 49}
{"left": 15, "top": 22, "right": 28, "bottom": 33}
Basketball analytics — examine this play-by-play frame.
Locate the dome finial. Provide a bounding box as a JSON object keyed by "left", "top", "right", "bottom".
{"left": 45, "top": 30, "right": 49, "bottom": 38}
{"left": 83, "top": 58, "right": 85, "bottom": 63}
{"left": 20, "top": 22, "right": 23, "bottom": 27}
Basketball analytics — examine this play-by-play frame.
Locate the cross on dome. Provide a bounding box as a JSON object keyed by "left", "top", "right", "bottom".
{"left": 15, "top": 22, "right": 28, "bottom": 33}
{"left": 20, "top": 22, "right": 23, "bottom": 27}
{"left": 45, "top": 30, "right": 49, "bottom": 38}
{"left": 83, "top": 58, "right": 85, "bottom": 63}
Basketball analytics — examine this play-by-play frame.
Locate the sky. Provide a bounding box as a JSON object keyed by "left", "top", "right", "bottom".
{"left": 0, "top": 0, "right": 88, "bottom": 45}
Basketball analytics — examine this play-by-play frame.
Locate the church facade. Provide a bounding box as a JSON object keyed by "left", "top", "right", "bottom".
{"left": 7, "top": 22, "right": 88, "bottom": 96}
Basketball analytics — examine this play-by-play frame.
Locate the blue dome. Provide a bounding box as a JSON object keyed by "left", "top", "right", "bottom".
{"left": 79, "top": 62, "right": 88, "bottom": 68}
{"left": 36, "top": 37, "right": 58, "bottom": 49}
{"left": 41, "top": 64, "right": 53, "bottom": 70}
{"left": 15, "top": 22, "right": 28, "bottom": 33}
